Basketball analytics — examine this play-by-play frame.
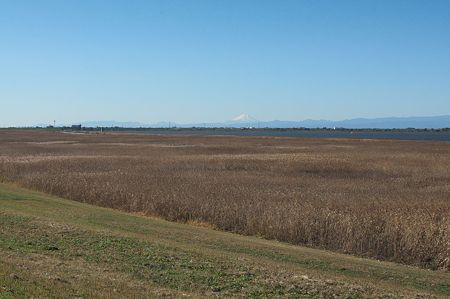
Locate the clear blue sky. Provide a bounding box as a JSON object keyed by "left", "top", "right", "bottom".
{"left": 1, "top": 0, "right": 450, "bottom": 126}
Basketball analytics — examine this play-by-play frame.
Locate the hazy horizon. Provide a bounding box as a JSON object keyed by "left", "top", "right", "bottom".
{"left": 8, "top": 114, "right": 449, "bottom": 130}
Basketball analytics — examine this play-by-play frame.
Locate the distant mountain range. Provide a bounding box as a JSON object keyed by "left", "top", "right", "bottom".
{"left": 43, "top": 115, "right": 450, "bottom": 129}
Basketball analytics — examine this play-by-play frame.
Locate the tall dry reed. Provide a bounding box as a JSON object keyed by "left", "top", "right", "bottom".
{"left": 0, "top": 130, "right": 449, "bottom": 270}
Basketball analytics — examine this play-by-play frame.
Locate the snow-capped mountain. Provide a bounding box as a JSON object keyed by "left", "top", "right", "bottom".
{"left": 230, "top": 114, "right": 257, "bottom": 123}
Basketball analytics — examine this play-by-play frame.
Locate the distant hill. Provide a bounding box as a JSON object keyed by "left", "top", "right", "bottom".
{"left": 184, "top": 115, "right": 450, "bottom": 129}
{"left": 238, "top": 115, "right": 450, "bottom": 129}
{"left": 80, "top": 120, "right": 149, "bottom": 128}
{"left": 41, "top": 115, "right": 450, "bottom": 129}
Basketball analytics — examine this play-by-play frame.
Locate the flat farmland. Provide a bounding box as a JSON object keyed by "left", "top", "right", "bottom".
{"left": 0, "top": 130, "right": 449, "bottom": 270}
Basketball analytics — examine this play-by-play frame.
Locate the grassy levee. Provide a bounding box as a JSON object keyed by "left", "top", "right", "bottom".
{"left": 0, "top": 183, "right": 449, "bottom": 298}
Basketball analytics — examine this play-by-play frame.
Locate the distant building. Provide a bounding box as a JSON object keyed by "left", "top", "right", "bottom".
{"left": 71, "top": 124, "right": 82, "bottom": 130}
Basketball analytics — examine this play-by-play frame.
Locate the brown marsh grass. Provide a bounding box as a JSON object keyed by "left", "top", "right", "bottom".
{"left": 0, "top": 130, "right": 449, "bottom": 270}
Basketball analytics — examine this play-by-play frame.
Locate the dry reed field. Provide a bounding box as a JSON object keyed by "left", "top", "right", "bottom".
{"left": 0, "top": 130, "right": 449, "bottom": 270}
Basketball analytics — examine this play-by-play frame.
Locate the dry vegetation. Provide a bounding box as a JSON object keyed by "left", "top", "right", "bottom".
{"left": 0, "top": 130, "right": 449, "bottom": 270}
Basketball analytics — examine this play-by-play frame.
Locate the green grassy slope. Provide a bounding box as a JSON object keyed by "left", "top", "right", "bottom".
{"left": 0, "top": 184, "right": 449, "bottom": 298}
